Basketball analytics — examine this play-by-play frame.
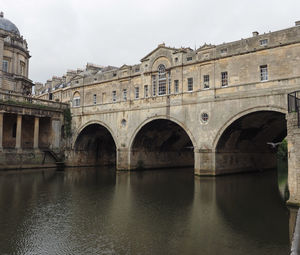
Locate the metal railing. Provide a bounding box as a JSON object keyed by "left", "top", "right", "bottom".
{"left": 0, "top": 91, "right": 68, "bottom": 110}
{"left": 288, "top": 91, "right": 300, "bottom": 127}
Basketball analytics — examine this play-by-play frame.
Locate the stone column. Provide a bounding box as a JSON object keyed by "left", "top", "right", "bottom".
{"left": 0, "top": 112, "right": 3, "bottom": 150}
{"left": 194, "top": 148, "right": 216, "bottom": 176}
{"left": 117, "top": 147, "right": 130, "bottom": 170}
{"left": 15, "top": 115, "right": 22, "bottom": 150}
{"left": 33, "top": 117, "right": 39, "bottom": 149}
{"left": 287, "top": 112, "right": 300, "bottom": 206}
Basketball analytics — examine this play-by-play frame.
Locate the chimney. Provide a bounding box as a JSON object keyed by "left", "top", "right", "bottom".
{"left": 0, "top": 12, "right": 3, "bottom": 18}
{"left": 252, "top": 31, "right": 259, "bottom": 37}
{"left": 295, "top": 21, "right": 300, "bottom": 26}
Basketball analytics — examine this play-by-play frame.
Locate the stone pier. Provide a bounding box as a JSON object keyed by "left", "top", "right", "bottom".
{"left": 287, "top": 112, "right": 300, "bottom": 206}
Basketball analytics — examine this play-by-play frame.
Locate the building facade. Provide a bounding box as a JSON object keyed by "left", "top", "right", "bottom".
{"left": 0, "top": 12, "right": 66, "bottom": 169}
{"left": 0, "top": 12, "right": 32, "bottom": 95}
{"left": 35, "top": 21, "right": 300, "bottom": 205}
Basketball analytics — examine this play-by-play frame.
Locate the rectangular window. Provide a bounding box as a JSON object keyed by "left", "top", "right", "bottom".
{"left": 260, "top": 65, "right": 268, "bottom": 81}
{"left": 123, "top": 89, "right": 127, "bottom": 101}
{"left": 260, "top": 39, "right": 268, "bottom": 46}
{"left": 221, "top": 72, "right": 228, "bottom": 87}
{"left": 152, "top": 75, "right": 156, "bottom": 96}
{"left": 2, "top": 60, "right": 8, "bottom": 72}
{"left": 168, "top": 71, "right": 171, "bottom": 94}
{"left": 144, "top": 85, "right": 149, "bottom": 98}
{"left": 187, "top": 78, "right": 193, "bottom": 92}
{"left": 174, "top": 80, "right": 179, "bottom": 94}
{"left": 187, "top": 57, "right": 192, "bottom": 61}
{"left": 20, "top": 61, "right": 25, "bottom": 76}
{"left": 135, "top": 87, "right": 139, "bottom": 99}
{"left": 93, "top": 94, "right": 97, "bottom": 105}
{"left": 220, "top": 48, "right": 227, "bottom": 54}
{"left": 73, "top": 97, "right": 80, "bottom": 107}
{"left": 203, "top": 75, "right": 209, "bottom": 89}
{"left": 112, "top": 90, "right": 116, "bottom": 102}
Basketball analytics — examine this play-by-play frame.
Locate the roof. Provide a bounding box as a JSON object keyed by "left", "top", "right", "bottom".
{"left": 0, "top": 12, "right": 20, "bottom": 35}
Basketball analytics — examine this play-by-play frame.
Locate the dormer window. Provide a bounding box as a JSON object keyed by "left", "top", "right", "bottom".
{"left": 260, "top": 39, "right": 268, "bottom": 46}
{"left": 175, "top": 57, "right": 178, "bottom": 62}
{"left": 113, "top": 73, "right": 117, "bottom": 77}
{"left": 220, "top": 48, "right": 227, "bottom": 54}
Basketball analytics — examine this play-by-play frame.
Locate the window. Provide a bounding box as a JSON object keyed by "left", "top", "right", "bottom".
{"left": 221, "top": 72, "right": 228, "bottom": 87}
{"left": 123, "top": 89, "right": 127, "bottom": 101}
{"left": 175, "top": 57, "right": 178, "bottom": 62}
{"left": 168, "top": 71, "right": 171, "bottom": 94}
{"left": 187, "top": 57, "right": 192, "bottom": 61}
{"left": 112, "top": 91, "right": 116, "bottom": 102}
{"left": 20, "top": 61, "right": 25, "bottom": 76}
{"left": 135, "top": 87, "right": 139, "bottom": 99}
{"left": 158, "top": 64, "right": 167, "bottom": 95}
{"left": 188, "top": 78, "right": 193, "bottom": 92}
{"left": 260, "top": 65, "right": 268, "bottom": 81}
{"left": 260, "top": 39, "right": 268, "bottom": 46}
{"left": 203, "top": 75, "right": 209, "bottom": 89}
{"left": 144, "top": 85, "right": 149, "bottom": 98}
{"left": 220, "top": 48, "right": 227, "bottom": 54}
{"left": 2, "top": 60, "right": 8, "bottom": 72}
{"left": 93, "top": 94, "right": 97, "bottom": 105}
{"left": 201, "top": 113, "right": 209, "bottom": 122}
{"left": 49, "top": 93, "right": 53, "bottom": 100}
{"left": 174, "top": 80, "right": 179, "bottom": 94}
{"left": 73, "top": 97, "right": 80, "bottom": 107}
{"left": 152, "top": 75, "right": 156, "bottom": 96}
{"left": 113, "top": 73, "right": 117, "bottom": 77}
{"left": 135, "top": 67, "right": 140, "bottom": 72}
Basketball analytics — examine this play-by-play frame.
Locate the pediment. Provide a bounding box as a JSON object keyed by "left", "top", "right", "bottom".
{"left": 141, "top": 43, "right": 178, "bottom": 62}
{"left": 197, "top": 43, "right": 216, "bottom": 51}
{"left": 119, "top": 64, "right": 130, "bottom": 70}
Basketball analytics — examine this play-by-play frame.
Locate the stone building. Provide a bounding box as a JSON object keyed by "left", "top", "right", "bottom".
{"left": 0, "top": 12, "right": 66, "bottom": 169}
{"left": 35, "top": 21, "right": 300, "bottom": 205}
{"left": 0, "top": 12, "right": 32, "bottom": 95}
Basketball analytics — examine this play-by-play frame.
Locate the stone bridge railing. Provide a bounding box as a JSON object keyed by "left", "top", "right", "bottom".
{"left": 0, "top": 91, "right": 69, "bottom": 111}
{"left": 288, "top": 90, "right": 300, "bottom": 127}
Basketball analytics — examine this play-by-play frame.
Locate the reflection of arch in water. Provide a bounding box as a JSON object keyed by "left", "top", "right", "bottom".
{"left": 214, "top": 172, "right": 289, "bottom": 252}
{"left": 214, "top": 108, "right": 286, "bottom": 174}
{"left": 74, "top": 123, "right": 117, "bottom": 166}
{"left": 129, "top": 117, "right": 195, "bottom": 170}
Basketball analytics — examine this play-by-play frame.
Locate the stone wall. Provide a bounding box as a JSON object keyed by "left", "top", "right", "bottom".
{"left": 287, "top": 112, "right": 300, "bottom": 206}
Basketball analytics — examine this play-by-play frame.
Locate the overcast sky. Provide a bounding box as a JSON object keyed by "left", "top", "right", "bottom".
{"left": 1, "top": 0, "right": 300, "bottom": 83}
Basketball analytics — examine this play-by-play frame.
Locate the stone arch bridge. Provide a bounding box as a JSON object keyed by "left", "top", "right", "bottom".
{"left": 66, "top": 79, "right": 300, "bottom": 205}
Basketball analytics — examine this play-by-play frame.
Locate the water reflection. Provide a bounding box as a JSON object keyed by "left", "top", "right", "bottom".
{"left": 0, "top": 168, "right": 293, "bottom": 254}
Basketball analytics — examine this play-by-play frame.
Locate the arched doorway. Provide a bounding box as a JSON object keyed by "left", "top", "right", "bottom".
{"left": 130, "top": 119, "right": 194, "bottom": 170}
{"left": 215, "top": 110, "right": 286, "bottom": 174}
{"left": 74, "top": 123, "right": 116, "bottom": 166}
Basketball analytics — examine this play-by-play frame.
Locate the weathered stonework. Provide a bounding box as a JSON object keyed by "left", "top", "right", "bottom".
{"left": 287, "top": 112, "right": 300, "bottom": 206}
{"left": 35, "top": 22, "right": 300, "bottom": 205}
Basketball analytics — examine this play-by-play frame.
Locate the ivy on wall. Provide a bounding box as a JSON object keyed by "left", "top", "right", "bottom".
{"left": 64, "top": 108, "right": 72, "bottom": 138}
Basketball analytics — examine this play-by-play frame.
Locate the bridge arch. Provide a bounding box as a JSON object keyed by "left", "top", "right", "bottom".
{"left": 213, "top": 106, "right": 287, "bottom": 174}
{"left": 129, "top": 116, "right": 196, "bottom": 170}
{"left": 73, "top": 121, "right": 117, "bottom": 166}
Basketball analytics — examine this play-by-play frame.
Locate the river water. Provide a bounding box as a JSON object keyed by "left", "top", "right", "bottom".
{"left": 0, "top": 166, "right": 294, "bottom": 255}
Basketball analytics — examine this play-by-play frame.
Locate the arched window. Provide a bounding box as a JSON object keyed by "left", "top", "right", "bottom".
{"left": 73, "top": 91, "right": 80, "bottom": 107}
{"left": 158, "top": 64, "right": 167, "bottom": 95}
